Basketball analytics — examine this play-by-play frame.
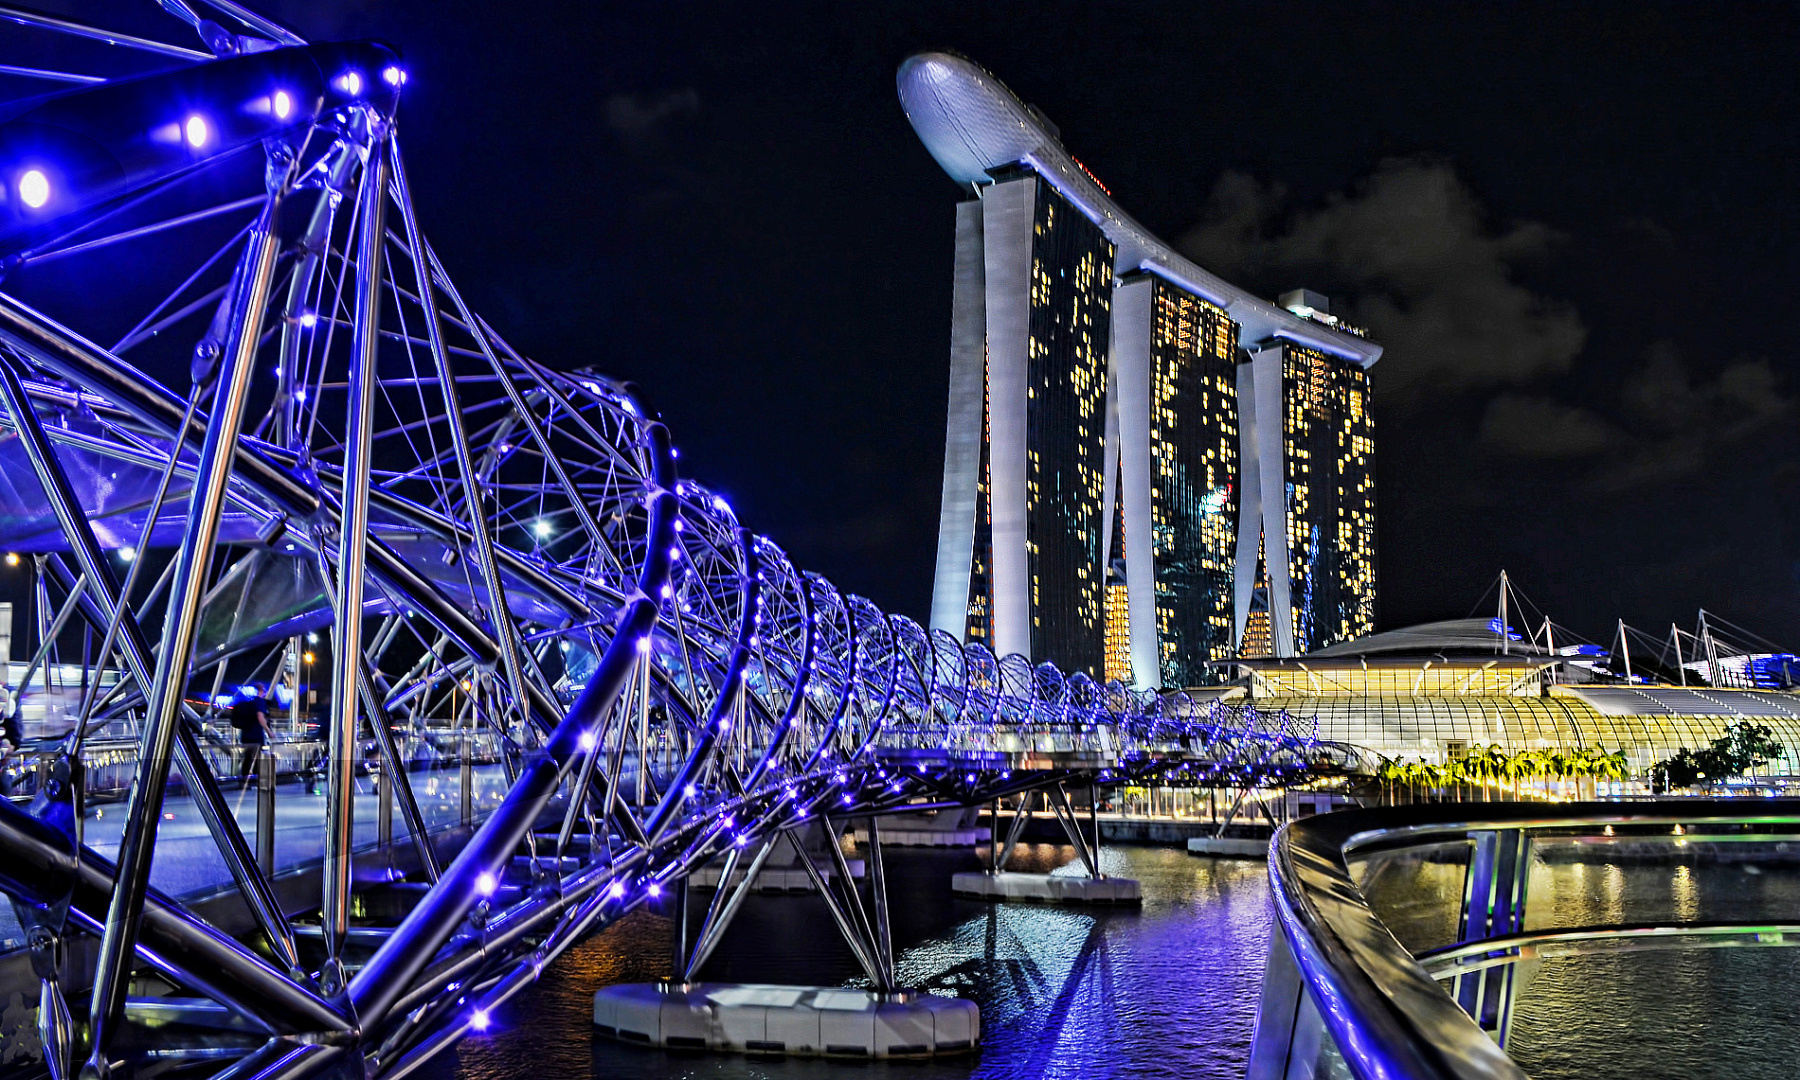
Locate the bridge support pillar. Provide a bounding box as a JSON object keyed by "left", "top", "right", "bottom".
{"left": 952, "top": 782, "right": 1140, "bottom": 906}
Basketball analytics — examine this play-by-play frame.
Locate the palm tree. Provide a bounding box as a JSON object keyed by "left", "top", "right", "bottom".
{"left": 1474, "top": 744, "right": 1505, "bottom": 801}
{"left": 1499, "top": 748, "right": 1525, "bottom": 799}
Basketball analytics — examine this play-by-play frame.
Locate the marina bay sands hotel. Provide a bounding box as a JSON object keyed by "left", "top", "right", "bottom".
{"left": 900, "top": 52, "right": 1382, "bottom": 689}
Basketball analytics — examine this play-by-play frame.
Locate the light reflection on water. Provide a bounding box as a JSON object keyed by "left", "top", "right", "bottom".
{"left": 404, "top": 838, "right": 1800, "bottom": 1080}
{"left": 422, "top": 844, "right": 1274, "bottom": 1080}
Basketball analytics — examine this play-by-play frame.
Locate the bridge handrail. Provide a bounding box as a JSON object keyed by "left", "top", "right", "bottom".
{"left": 1255, "top": 799, "right": 1800, "bottom": 1080}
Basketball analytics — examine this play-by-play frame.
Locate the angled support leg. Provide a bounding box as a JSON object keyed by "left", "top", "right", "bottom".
{"left": 72, "top": 174, "right": 289, "bottom": 1077}
{"left": 322, "top": 132, "right": 391, "bottom": 994}
{"left": 684, "top": 833, "right": 782, "bottom": 982}
{"left": 1047, "top": 782, "right": 1099, "bottom": 879}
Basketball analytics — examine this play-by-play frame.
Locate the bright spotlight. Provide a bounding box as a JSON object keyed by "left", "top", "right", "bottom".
{"left": 475, "top": 872, "right": 497, "bottom": 896}
{"left": 118, "top": 546, "right": 136, "bottom": 562}
{"left": 184, "top": 116, "right": 207, "bottom": 148}
{"left": 532, "top": 520, "right": 553, "bottom": 539}
{"left": 382, "top": 66, "right": 403, "bottom": 86}
{"left": 2, "top": 553, "right": 16, "bottom": 567}
{"left": 470, "top": 1009, "right": 490, "bottom": 1032}
{"left": 299, "top": 312, "right": 317, "bottom": 328}
{"left": 336, "top": 70, "right": 362, "bottom": 96}
{"left": 273, "top": 90, "right": 292, "bottom": 120}
{"left": 306, "top": 632, "right": 318, "bottom": 643}
{"left": 18, "top": 169, "right": 48, "bottom": 209}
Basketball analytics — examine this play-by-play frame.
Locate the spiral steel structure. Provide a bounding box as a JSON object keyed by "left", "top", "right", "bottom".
{"left": 0, "top": 7, "right": 1343, "bottom": 1078}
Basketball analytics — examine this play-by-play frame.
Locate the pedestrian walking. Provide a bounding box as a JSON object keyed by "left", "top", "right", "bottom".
{"left": 232, "top": 684, "right": 270, "bottom": 784}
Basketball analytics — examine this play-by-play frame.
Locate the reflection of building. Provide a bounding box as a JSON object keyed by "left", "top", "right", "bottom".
{"left": 905, "top": 52, "right": 1381, "bottom": 684}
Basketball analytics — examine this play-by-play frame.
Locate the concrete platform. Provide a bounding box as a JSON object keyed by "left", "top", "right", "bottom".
{"left": 855, "top": 827, "right": 985, "bottom": 847}
{"left": 593, "top": 982, "right": 978, "bottom": 1058}
{"left": 949, "top": 871, "right": 1141, "bottom": 905}
{"left": 1187, "top": 836, "right": 1268, "bottom": 858}
{"left": 687, "top": 860, "right": 863, "bottom": 892}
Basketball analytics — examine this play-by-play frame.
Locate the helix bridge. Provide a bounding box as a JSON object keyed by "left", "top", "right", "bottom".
{"left": 0, "top": 6, "right": 1348, "bottom": 1078}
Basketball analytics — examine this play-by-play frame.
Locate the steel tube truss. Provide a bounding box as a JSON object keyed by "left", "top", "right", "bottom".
{"left": 0, "top": 7, "right": 1341, "bottom": 1078}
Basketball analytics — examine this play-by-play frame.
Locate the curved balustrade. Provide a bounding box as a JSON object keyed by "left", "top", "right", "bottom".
{"left": 1252, "top": 800, "right": 1800, "bottom": 1080}
{"left": 0, "top": 9, "right": 1336, "bottom": 1079}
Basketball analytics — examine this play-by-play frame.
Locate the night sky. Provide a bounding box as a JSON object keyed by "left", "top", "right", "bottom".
{"left": 266, "top": 1, "right": 1800, "bottom": 650}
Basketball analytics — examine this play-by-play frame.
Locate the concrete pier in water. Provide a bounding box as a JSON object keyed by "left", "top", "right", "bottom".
{"left": 593, "top": 983, "right": 979, "bottom": 1058}
{"left": 1186, "top": 836, "right": 1269, "bottom": 858}
{"left": 950, "top": 870, "right": 1141, "bottom": 905}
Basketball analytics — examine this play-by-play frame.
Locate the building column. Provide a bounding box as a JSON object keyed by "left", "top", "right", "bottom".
{"left": 980, "top": 177, "right": 1036, "bottom": 662}
{"left": 1233, "top": 355, "right": 1261, "bottom": 651}
{"left": 928, "top": 197, "right": 988, "bottom": 638}
{"left": 1251, "top": 342, "right": 1297, "bottom": 657}
{"left": 1110, "top": 276, "right": 1159, "bottom": 689}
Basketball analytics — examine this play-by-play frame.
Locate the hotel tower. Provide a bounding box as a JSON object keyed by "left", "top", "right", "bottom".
{"left": 901, "top": 52, "right": 1381, "bottom": 685}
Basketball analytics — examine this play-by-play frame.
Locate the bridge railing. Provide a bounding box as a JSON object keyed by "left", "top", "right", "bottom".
{"left": 1250, "top": 799, "right": 1800, "bottom": 1080}
{"left": 2, "top": 725, "right": 507, "bottom": 802}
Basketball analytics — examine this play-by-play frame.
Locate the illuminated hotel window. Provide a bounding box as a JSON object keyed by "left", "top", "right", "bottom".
{"left": 1146, "top": 278, "right": 1238, "bottom": 686}
{"left": 1281, "top": 344, "right": 1376, "bottom": 653}
{"left": 1021, "top": 179, "right": 1113, "bottom": 675}
{"left": 1240, "top": 537, "right": 1275, "bottom": 658}
{"left": 1104, "top": 471, "right": 1131, "bottom": 684}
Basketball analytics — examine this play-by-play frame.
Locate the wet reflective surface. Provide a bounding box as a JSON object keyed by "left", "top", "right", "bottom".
{"left": 420, "top": 844, "right": 1275, "bottom": 1080}
{"left": 424, "top": 834, "right": 1800, "bottom": 1080}
{"left": 1506, "top": 853, "right": 1800, "bottom": 1080}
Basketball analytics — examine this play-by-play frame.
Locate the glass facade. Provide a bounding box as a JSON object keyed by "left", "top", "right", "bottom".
{"left": 1281, "top": 344, "right": 1377, "bottom": 653}
{"left": 965, "top": 378, "right": 994, "bottom": 646}
{"left": 1147, "top": 280, "right": 1238, "bottom": 686}
{"left": 1242, "top": 547, "right": 1275, "bottom": 659}
{"left": 1022, "top": 180, "right": 1113, "bottom": 675}
{"left": 1103, "top": 469, "right": 1130, "bottom": 683}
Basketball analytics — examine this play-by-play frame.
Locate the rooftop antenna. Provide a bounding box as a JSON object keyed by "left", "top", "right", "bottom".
{"left": 1498, "top": 570, "right": 1509, "bottom": 656}
{"left": 1670, "top": 624, "right": 1687, "bottom": 687}
{"left": 1698, "top": 609, "right": 1724, "bottom": 688}
{"left": 1543, "top": 616, "right": 1557, "bottom": 684}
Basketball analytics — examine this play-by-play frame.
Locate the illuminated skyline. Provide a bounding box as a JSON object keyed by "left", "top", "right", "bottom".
{"left": 905, "top": 51, "right": 1380, "bottom": 684}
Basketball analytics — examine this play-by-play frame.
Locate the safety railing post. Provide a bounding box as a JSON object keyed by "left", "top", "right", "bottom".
{"left": 460, "top": 729, "right": 474, "bottom": 827}
{"left": 378, "top": 753, "right": 394, "bottom": 851}
{"left": 257, "top": 748, "right": 276, "bottom": 875}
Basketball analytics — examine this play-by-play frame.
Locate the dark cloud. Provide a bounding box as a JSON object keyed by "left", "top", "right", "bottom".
{"left": 1479, "top": 394, "right": 1622, "bottom": 458}
{"left": 1478, "top": 340, "right": 1793, "bottom": 487}
{"left": 1180, "top": 157, "right": 1585, "bottom": 407}
{"left": 603, "top": 88, "right": 700, "bottom": 140}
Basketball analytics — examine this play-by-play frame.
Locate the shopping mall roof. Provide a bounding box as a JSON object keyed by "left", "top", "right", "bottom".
{"left": 1298, "top": 619, "right": 1555, "bottom": 660}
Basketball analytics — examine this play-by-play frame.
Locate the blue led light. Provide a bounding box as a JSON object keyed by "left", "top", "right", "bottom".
{"left": 273, "top": 90, "right": 292, "bottom": 120}
{"left": 185, "top": 115, "right": 208, "bottom": 148}
{"left": 18, "top": 169, "right": 48, "bottom": 209}
{"left": 382, "top": 66, "right": 404, "bottom": 86}
{"left": 337, "top": 70, "right": 362, "bottom": 96}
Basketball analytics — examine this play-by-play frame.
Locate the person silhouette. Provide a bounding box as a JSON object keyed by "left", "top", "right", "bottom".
{"left": 231, "top": 685, "right": 270, "bottom": 783}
